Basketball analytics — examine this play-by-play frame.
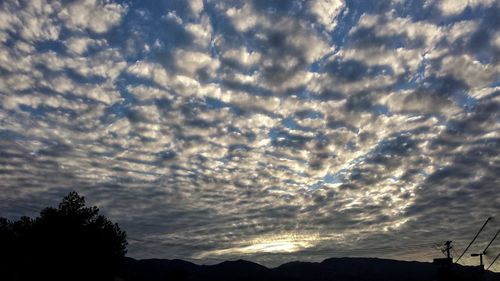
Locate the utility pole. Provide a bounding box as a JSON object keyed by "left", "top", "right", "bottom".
{"left": 471, "top": 253, "right": 483, "bottom": 268}
{"left": 434, "top": 241, "right": 453, "bottom": 264}
{"left": 445, "top": 241, "right": 452, "bottom": 260}
{"left": 433, "top": 241, "right": 454, "bottom": 281}
{"left": 471, "top": 253, "right": 484, "bottom": 281}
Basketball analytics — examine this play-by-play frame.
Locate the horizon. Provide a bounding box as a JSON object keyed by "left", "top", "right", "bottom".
{"left": 122, "top": 254, "right": 499, "bottom": 268}
{"left": 0, "top": 0, "right": 499, "bottom": 273}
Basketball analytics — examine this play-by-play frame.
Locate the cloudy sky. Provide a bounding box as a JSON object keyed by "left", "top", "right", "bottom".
{"left": 1, "top": 0, "right": 499, "bottom": 271}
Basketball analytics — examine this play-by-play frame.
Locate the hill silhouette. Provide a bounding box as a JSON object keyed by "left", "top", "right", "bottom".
{"left": 118, "top": 257, "right": 500, "bottom": 281}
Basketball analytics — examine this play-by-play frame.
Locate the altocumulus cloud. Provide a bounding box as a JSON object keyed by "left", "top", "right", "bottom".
{"left": 0, "top": 0, "right": 499, "bottom": 270}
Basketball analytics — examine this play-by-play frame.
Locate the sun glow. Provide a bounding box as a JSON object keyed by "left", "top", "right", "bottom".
{"left": 241, "top": 240, "right": 309, "bottom": 254}
{"left": 195, "top": 233, "right": 319, "bottom": 258}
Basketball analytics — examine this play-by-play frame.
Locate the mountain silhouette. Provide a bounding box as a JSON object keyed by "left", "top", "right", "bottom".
{"left": 118, "top": 257, "right": 500, "bottom": 281}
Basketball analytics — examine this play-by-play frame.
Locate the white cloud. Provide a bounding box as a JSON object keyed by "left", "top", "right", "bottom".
{"left": 226, "top": 3, "right": 259, "bottom": 32}
{"left": 493, "top": 31, "right": 500, "bottom": 49}
{"left": 126, "top": 85, "right": 174, "bottom": 101}
{"left": 65, "top": 37, "right": 106, "bottom": 55}
{"left": 127, "top": 59, "right": 220, "bottom": 98}
{"left": 188, "top": 0, "right": 204, "bottom": 15}
{"left": 437, "top": 0, "right": 497, "bottom": 16}
{"left": 309, "top": 0, "right": 344, "bottom": 31}
{"left": 0, "top": 8, "right": 19, "bottom": 32}
{"left": 0, "top": 0, "right": 62, "bottom": 42}
{"left": 128, "top": 61, "right": 171, "bottom": 87}
{"left": 77, "top": 82, "right": 122, "bottom": 105}
{"left": 446, "top": 20, "right": 479, "bottom": 43}
{"left": 20, "top": 13, "right": 61, "bottom": 41}
{"left": 439, "top": 54, "right": 498, "bottom": 88}
{"left": 14, "top": 41, "right": 35, "bottom": 54}
{"left": 185, "top": 15, "right": 213, "bottom": 48}
{"left": 355, "top": 12, "right": 442, "bottom": 49}
{"left": 1, "top": 73, "right": 35, "bottom": 91}
{"left": 272, "top": 18, "right": 332, "bottom": 63}
{"left": 58, "top": 0, "right": 128, "bottom": 33}
{"left": 174, "top": 49, "right": 220, "bottom": 77}
{"left": 222, "top": 47, "right": 261, "bottom": 66}
{"left": 163, "top": 11, "right": 183, "bottom": 25}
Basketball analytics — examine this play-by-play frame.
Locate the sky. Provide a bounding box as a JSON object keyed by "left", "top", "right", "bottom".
{"left": 0, "top": 0, "right": 499, "bottom": 271}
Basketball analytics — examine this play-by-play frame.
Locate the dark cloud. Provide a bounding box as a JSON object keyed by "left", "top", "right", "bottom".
{"left": 323, "top": 59, "right": 394, "bottom": 82}
{"left": 348, "top": 26, "right": 425, "bottom": 50}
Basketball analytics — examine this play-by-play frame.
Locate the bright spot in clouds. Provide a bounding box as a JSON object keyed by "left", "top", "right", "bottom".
{"left": 197, "top": 233, "right": 320, "bottom": 258}
{"left": 245, "top": 241, "right": 305, "bottom": 254}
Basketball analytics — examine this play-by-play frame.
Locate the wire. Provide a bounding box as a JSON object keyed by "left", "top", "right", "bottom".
{"left": 486, "top": 251, "right": 500, "bottom": 271}
{"left": 483, "top": 229, "right": 500, "bottom": 254}
{"left": 455, "top": 217, "right": 492, "bottom": 263}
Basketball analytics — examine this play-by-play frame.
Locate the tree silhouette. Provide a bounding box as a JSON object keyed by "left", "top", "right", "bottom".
{"left": 0, "top": 191, "right": 127, "bottom": 281}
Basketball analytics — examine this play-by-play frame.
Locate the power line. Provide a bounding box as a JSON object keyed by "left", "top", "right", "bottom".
{"left": 486, "top": 251, "right": 500, "bottom": 271}
{"left": 455, "top": 217, "right": 492, "bottom": 264}
{"left": 483, "top": 229, "right": 500, "bottom": 254}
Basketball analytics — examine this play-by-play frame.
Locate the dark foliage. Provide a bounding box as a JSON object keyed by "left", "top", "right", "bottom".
{"left": 0, "top": 191, "right": 127, "bottom": 281}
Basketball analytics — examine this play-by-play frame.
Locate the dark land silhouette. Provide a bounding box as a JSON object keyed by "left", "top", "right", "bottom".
{"left": 1, "top": 192, "right": 499, "bottom": 281}
{"left": 118, "top": 257, "right": 500, "bottom": 281}
{"left": 0, "top": 192, "right": 127, "bottom": 281}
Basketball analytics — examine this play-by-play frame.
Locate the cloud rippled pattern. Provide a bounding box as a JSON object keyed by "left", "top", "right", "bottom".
{"left": 1, "top": 0, "right": 499, "bottom": 270}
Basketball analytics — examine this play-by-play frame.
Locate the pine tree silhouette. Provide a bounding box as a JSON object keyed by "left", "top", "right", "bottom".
{"left": 0, "top": 191, "right": 127, "bottom": 281}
